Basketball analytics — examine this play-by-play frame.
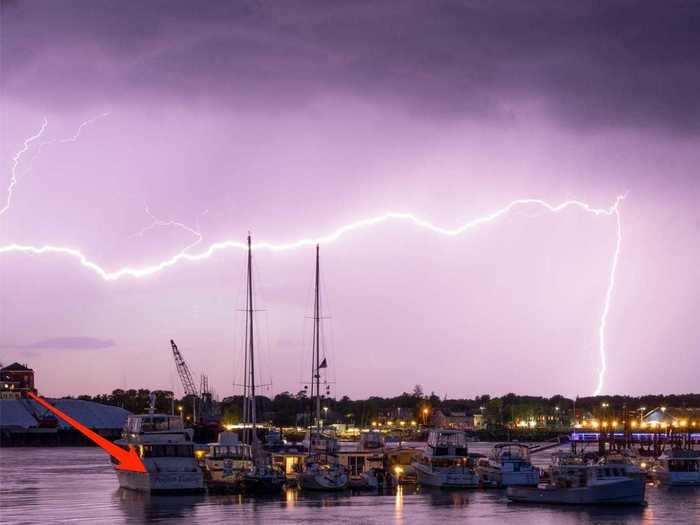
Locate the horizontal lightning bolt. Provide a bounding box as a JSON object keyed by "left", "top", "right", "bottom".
{"left": 0, "top": 195, "right": 624, "bottom": 394}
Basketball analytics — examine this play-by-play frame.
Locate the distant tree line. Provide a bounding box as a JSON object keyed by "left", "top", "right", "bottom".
{"left": 65, "top": 386, "right": 700, "bottom": 428}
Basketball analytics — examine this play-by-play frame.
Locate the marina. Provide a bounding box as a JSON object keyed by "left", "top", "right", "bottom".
{"left": 2, "top": 445, "right": 699, "bottom": 524}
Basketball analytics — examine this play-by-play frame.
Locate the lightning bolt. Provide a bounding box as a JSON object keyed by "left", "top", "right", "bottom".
{"left": 1, "top": 118, "right": 48, "bottom": 217}
{"left": 130, "top": 204, "right": 203, "bottom": 254}
{"left": 0, "top": 195, "right": 624, "bottom": 393}
{"left": 594, "top": 199, "right": 623, "bottom": 396}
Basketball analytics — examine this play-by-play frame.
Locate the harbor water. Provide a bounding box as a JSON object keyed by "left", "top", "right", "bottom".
{"left": 1, "top": 445, "right": 699, "bottom": 524}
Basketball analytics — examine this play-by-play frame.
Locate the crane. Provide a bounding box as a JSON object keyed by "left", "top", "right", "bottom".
{"left": 170, "top": 339, "right": 198, "bottom": 422}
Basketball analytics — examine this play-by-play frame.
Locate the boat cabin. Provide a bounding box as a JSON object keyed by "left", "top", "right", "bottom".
{"left": 492, "top": 443, "right": 531, "bottom": 462}
{"left": 359, "top": 430, "right": 385, "bottom": 450}
{"left": 124, "top": 414, "right": 184, "bottom": 434}
{"left": 207, "top": 432, "right": 253, "bottom": 461}
{"left": 427, "top": 429, "right": 469, "bottom": 457}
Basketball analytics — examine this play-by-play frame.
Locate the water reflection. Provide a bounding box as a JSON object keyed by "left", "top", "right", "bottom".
{"left": 114, "top": 489, "right": 205, "bottom": 522}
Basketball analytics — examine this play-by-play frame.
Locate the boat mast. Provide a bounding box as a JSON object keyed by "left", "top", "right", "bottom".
{"left": 313, "top": 243, "right": 321, "bottom": 433}
{"left": 245, "top": 234, "right": 257, "bottom": 444}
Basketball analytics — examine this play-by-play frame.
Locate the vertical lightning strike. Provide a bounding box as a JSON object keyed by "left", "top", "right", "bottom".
{"left": 1, "top": 118, "right": 49, "bottom": 217}
{"left": 1, "top": 113, "right": 110, "bottom": 218}
{"left": 594, "top": 198, "right": 623, "bottom": 396}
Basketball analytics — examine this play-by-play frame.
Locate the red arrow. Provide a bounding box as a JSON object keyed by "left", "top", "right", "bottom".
{"left": 27, "top": 391, "right": 146, "bottom": 473}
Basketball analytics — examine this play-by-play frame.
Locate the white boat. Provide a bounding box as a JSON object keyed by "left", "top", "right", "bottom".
{"left": 652, "top": 448, "right": 700, "bottom": 486}
{"left": 507, "top": 452, "right": 645, "bottom": 505}
{"left": 302, "top": 428, "right": 340, "bottom": 455}
{"left": 476, "top": 443, "right": 540, "bottom": 487}
{"left": 412, "top": 429, "right": 479, "bottom": 488}
{"left": 336, "top": 431, "right": 386, "bottom": 489}
{"left": 203, "top": 431, "right": 253, "bottom": 491}
{"left": 114, "top": 399, "right": 204, "bottom": 493}
{"left": 298, "top": 457, "right": 349, "bottom": 491}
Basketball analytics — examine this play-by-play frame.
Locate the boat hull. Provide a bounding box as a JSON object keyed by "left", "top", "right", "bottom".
{"left": 654, "top": 471, "right": 700, "bottom": 486}
{"left": 413, "top": 463, "right": 479, "bottom": 488}
{"left": 298, "top": 472, "right": 349, "bottom": 491}
{"left": 116, "top": 469, "right": 205, "bottom": 493}
{"left": 507, "top": 478, "right": 646, "bottom": 505}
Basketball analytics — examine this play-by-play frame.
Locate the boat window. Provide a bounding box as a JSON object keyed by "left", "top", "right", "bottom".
{"left": 348, "top": 455, "right": 366, "bottom": 476}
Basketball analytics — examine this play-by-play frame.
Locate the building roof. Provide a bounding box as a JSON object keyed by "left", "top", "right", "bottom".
{"left": 0, "top": 399, "right": 130, "bottom": 430}
{"left": 0, "top": 362, "right": 33, "bottom": 372}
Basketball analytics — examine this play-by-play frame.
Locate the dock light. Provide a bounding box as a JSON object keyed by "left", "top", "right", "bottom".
{"left": 194, "top": 450, "right": 206, "bottom": 459}
{"left": 411, "top": 421, "right": 417, "bottom": 426}
{"left": 602, "top": 421, "right": 608, "bottom": 428}
{"left": 631, "top": 421, "right": 638, "bottom": 428}
{"left": 641, "top": 422, "right": 647, "bottom": 429}
{"left": 592, "top": 421, "right": 599, "bottom": 429}
{"left": 400, "top": 421, "right": 405, "bottom": 427}
{"left": 660, "top": 406, "right": 666, "bottom": 412}
{"left": 178, "top": 405, "right": 183, "bottom": 411}
{"left": 612, "top": 420, "right": 618, "bottom": 427}
{"left": 680, "top": 420, "right": 687, "bottom": 427}
{"left": 371, "top": 421, "right": 377, "bottom": 427}
{"left": 394, "top": 466, "right": 403, "bottom": 475}
{"left": 640, "top": 462, "right": 647, "bottom": 470}
{"left": 387, "top": 421, "right": 393, "bottom": 426}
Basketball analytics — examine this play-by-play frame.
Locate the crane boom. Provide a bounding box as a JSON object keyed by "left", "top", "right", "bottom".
{"left": 170, "top": 339, "right": 198, "bottom": 397}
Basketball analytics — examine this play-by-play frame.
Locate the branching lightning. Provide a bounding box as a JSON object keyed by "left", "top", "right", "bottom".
{"left": 1, "top": 118, "right": 48, "bottom": 217}
{"left": 0, "top": 191, "right": 624, "bottom": 394}
{"left": 130, "top": 204, "right": 203, "bottom": 254}
{"left": 1, "top": 113, "right": 110, "bottom": 218}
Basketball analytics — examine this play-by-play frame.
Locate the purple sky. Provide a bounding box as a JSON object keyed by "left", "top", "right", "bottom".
{"left": 1, "top": 1, "right": 699, "bottom": 399}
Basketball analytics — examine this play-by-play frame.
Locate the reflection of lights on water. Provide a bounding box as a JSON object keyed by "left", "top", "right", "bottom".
{"left": 395, "top": 485, "right": 403, "bottom": 520}
{"left": 285, "top": 488, "right": 297, "bottom": 508}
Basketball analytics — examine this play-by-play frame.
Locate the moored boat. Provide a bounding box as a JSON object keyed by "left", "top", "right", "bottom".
{"left": 114, "top": 396, "right": 204, "bottom": 493}
{"left": 652, "top": 448, "right": 700, "bottom": 486}
{"left": 202, "top": 431, "right": 253, "bottom": 491}
{"left": 507, "top": 452, "right": 645, "bottom": 505}
{"left": 336, "top": 431, "right": 386, "bottom": 489}
{"left": 298, "top": 455, "right": 349, "bottom": 491}
{"left": 297, "top": 244, "right": 349, "bottom": 492}
{"left": 412, "top": 429, "right": 479, "bottom": 488}
{"left": 476, "top": 443, "right": 539, "bottom": 487}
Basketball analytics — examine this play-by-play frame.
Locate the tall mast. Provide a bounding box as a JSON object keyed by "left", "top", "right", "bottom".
{"left": 246, "top": 234, "right": 257, "bottom": 443}
{"left": 313, "top": 243, "right": 321, "bottom": 432}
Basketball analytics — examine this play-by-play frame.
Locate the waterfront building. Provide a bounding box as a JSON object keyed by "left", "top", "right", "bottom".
{"left": 0, "top": 362, "right": 36, "bottom": 399}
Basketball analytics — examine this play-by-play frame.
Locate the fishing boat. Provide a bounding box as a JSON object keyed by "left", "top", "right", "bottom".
{"left": 114, "top": 394, "right": 204, "bottom": 493}
{"left": 202, "top": 431, "right": 253, "bottom": 491}
{"left": 507, "top": 452, "right": 646, "bottom": 505}
{"left": 412, "top": 429, "right": 480, "bottom": 488}
{"left": 476, "top": 443, "right": 540, "bottom": 487}
{"left": 297, "top": 245, "right": 349, "bottom": 492}
{"left": 652, "top": 448, "right": 700, "bottom": 486}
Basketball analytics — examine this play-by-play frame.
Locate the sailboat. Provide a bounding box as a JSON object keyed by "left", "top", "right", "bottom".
{"left": 298, "top": 244, "right": 349, "bottom": 491}
{"left": 205, "top": 235, "right": 285, "bottom": 494}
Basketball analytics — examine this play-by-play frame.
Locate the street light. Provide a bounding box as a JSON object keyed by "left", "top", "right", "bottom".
{"left": 422, "top": 407, "right": 429, "bottom": 426}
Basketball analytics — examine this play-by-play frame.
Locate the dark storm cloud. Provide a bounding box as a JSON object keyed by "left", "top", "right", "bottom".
{"left": 2, "top": 0, "right": 699, "bottom": 132}
{"left": 0, "top": 337, "right": 115, "bottom": 351}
